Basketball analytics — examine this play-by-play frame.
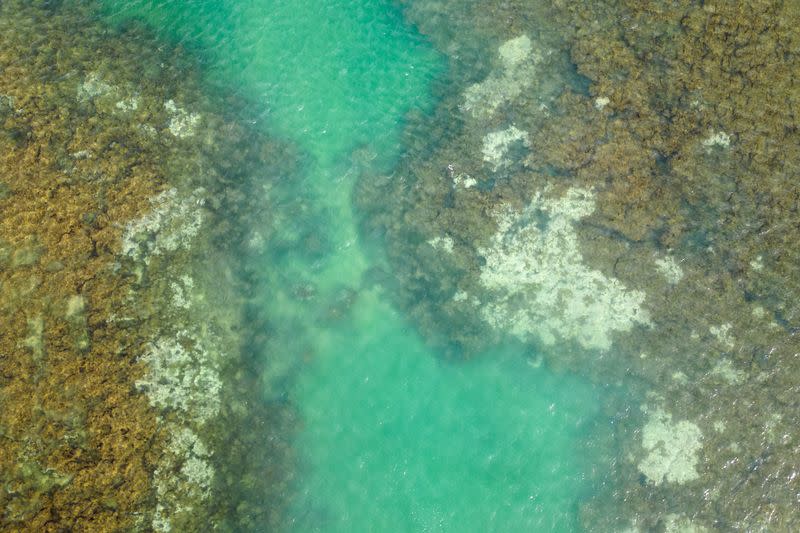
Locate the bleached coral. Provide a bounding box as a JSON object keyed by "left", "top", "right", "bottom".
{"left": 620, "top": 515, "right": 708, "bottom": 533}
{"left": 462, "top": 35, "right": 543, "bottom": 119}
{"left": 78, "top": 74, "right": 142, "bottom": 115}
{"left": 170, "top": 275, "right": 195, "bottom": 310}
{"left": 702, "top": 130, "right": 731, "bottom": 150}
{"left": 655, "top": 255, "right": 684, "bottom": 284}
{"left": 481, "top": 125, "right": 530, "bottom": 170}
{"left": 165, "top": 99, "right": 201, "bottom": 138}
{"left": 427, "top": 235, "right": 454, "bottom": 253}
{"left": 115, "top": 96, "right": 140, "bottom": 112}
{"left": 453, "top": 290, "right": 469, "bottom": 302}
{"left": 77, "top": 72, "right": 116, "bottom": 100}
{"left": 22, "top": 316, "right": 45, "bottom": 361}
{"left": 710, "top": 359, "right": 745, "bottom": 384}
{"left": 498, "top": 35, "right": 533, "bottom": 68}
{"left": 168, "top": 427, "right": 213, "bottom": 491}
{"left": 594, "top": 96, "right": 610, "bottom": 110}
{"left": 136, "top": 309, "right": 224, "bottom": 532}
{"left": 121, "top": 188, "right": 205, "bottom": 263}
{"left": 476, "top": 187, "right": 650, "bottom": 350}
{"left": 453, "top": 174, "right": 477, "bottom": 189}
{"left": 65, "top": 295, "right": 85, "bottom": 319}
{"left": 709, "top": 323, "right": 735, "bottom": 349}
{"left": 638, "top": 406, "right": 703, "bottom": 485}
{"left": 120, "top": 187, "right": 216, "bottom": 531}
{"left": 135, "top": 334, "right": 222, "bottom": 425}
{"left": 152, "top": 426, "right": 215, "bottom": 532}
{"left": 0, "top": 94, "right": 15, "bottom": 112}
{"left": 662, "top": 514, "right": 709, "bottom": 533}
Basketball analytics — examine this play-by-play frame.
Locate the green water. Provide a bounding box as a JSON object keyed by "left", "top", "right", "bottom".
{"left": 99, "top": 1, "right": 607, "bottom": 530}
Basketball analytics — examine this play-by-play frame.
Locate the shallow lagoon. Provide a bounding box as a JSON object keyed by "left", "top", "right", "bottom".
{"left": 97, "top": 0, "right": 619, "bottom": 530}
{"left": 4, "top": 0, "right": 799, "bottom": 530}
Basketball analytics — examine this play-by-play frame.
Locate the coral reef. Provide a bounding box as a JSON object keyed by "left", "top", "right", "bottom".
{"left": 362, "top": 0, "right": 800, "bottom": 530}
{"left": 0, "top": 2, "right": 293, "bottom": 531}
{"left": 637, "top": 403, "right": 703, "bottom": 486}
{"left": 461, "top": 35, "right": 542, "bottom": 120}
{"left": 120, "top": 188, "right": 205, "bottom": 264}
{"left": 476, "top": 187, "right": 650, "bottom": 350}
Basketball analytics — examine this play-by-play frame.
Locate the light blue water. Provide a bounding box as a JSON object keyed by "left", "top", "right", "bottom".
{"left": 99, "top": 1, "right": 608, "bottom": 530}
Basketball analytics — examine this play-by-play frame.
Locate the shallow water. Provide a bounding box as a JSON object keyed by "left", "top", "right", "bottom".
{"left": 99, "top": 1, "right": 615, "bottom": 530}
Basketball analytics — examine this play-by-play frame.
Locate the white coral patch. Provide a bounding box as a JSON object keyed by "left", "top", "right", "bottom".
{"left": 482, "top": 125, "right": 530, "bottom": 170}
{"left": 247, "top": 230, "right": 266, "bottom": 250}
{"left": 170, "top": 275, "right": 194, "bottom": 310}
{"left": 152, "top": 426, "right": 215, "bottom": 532}
{"left": 498, "top": 35, "right": 532, "bottom": 68}
{"left": 702, "top": 130, "right": 731, "bottom": 150}
{"left": 78, "top": 73, "right": 116, "bottom": 100}
{"left": 461, "top": 176, "right": 477, "bottom": 188}
{"left": 65, "top": 295, "right": 86, "bottom": 319}
{"left": 476, "top": 187, "right": 650, "bottom": 350}
{"left": 0, "top": 94, "right": 15, "bottom": 111}
{"left": 453, "top": 290, "right": 469, "bottom": 302}
{"left": 462, "top": 35, "right": 543, "bottom": 119}
{"left": 135, "top": 334, "right": 222, "bottom": 424}
{"left": 638, "top": 406, "right": 703, "bottom": 485}
{"left": 654, "top": 255, "right": 683, "bottom": 284}
{"left": 709, "top": 323, "right": 735, "bottom": 349}
{"left": 165, "top": 99, "right": 201, "bottom": 138}
{"left": 662, "top": 514, "right": 709, "bottom": 533}
{"left": 167, "top": 427, "right": 213, "bottom": 490}
{"left": 453, "top": 174, "right": 477, "bottom": 189}
{"left": 115, "top": 96, "right": 140, "bottom": 112}
{"left": 711, "top": 359, "right": 745, "bottom": 384}
{"left": 427, "top": 235, "right": 454, "bottom": 253}
{"left": 121, "top": 188, "right": 205, "bottom": 263}
{"left": 594, "top": 96, "right": 610, "bottom": 110}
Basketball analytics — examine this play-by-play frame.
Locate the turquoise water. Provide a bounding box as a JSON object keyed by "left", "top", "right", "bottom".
{"left": 100, "top": 1, "right": 609, "bottom": 530}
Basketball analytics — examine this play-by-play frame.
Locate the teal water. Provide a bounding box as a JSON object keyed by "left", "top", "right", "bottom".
{"left": 99, "top": 1, "right": 608, "bottom": 530}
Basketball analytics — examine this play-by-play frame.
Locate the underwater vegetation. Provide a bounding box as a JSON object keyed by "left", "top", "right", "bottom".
{"left": 1, "top": 0, "right": 799, "bottom": 531}
{"left": 361, "top": 0, "right": 800, "bottom": 530}
{"left": 0, "top": 1, "right": 293, "bottom": 530}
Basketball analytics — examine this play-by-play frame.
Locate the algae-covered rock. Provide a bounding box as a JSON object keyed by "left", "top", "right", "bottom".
{"left": 10, "top": 236, "right": 44, "bottom": 269}
{"left": 0, "top": 1, "right": 294, "bottom": 531}
{"left": 362, "top": 0, "right": 800, "bottom": 530}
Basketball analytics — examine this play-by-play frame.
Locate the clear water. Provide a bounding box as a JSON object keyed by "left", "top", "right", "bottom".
{"left": 99, "top": 1, "right": 610, "bottom": 530}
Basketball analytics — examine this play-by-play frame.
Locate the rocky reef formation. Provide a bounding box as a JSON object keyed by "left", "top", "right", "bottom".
{"left": 0, "top": 2, "right": 292, "bottom": 531}
{"left": 361, "top": 0, "right": 800, "bottom": 530}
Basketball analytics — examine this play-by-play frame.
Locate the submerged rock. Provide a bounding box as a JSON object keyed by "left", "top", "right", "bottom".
{"left": 637, "top": 405, "right": 703, "bottom": 486}
{"left": 0, "top": 2, "right": 293, "bottom": 530}
{"left": 461, "top": 34, "right": 543, "bottom": 120}
{"left": 360, "top": 0, "right": 800, "bottom": 530}
{"left": 120, "top": 187, "right": 205, "bottom": 264}
{"left": 477, "top": 187, "right": 650, "bottom": 350}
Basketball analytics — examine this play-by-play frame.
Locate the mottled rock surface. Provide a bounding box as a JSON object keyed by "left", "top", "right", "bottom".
{"left": 364, "top": 0, "right": 800, "bottom": 530}
{"left": 0, "top": 2, "right": 293, "bottom": 531}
